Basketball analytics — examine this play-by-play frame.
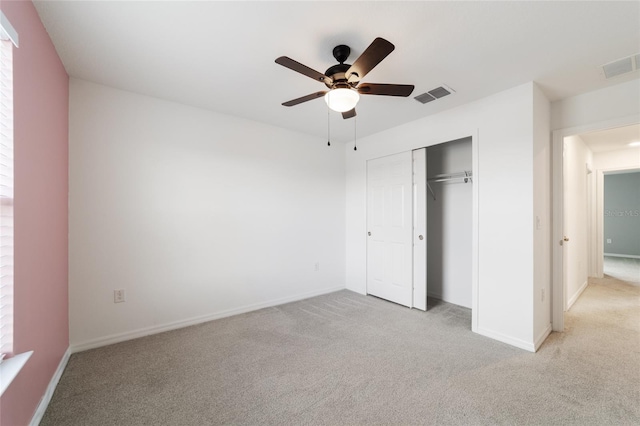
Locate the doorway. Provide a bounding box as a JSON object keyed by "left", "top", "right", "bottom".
{"left": 424, "top": 138, "right": 473, "bottom": 309}
{"left": 602, "top": 170, "right": 640, "bottom": 282}
{"left": 552, "top": 120, "right": 640, "bottom": 331}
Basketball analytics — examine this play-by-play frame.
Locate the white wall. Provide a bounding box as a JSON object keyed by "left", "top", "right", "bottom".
{"left": 551, "top": 79, "right": 640, "bottom": 131}
{"left": 563, "top": 135, "right": 593, "bottom": 309}
{"left": 593, "top": 147, "right": 640, "bottom": 171}
{"left": 69, "top": 79, "right": 346, "bottom": 349}
{"left": 532, "top": 84, "right": 552, "bottom": 346}
{"left": 346, "top": 82, "right": 542, "bottom": 351}
{"left": 426, "top": 138, "right": 472, "bottom": 308}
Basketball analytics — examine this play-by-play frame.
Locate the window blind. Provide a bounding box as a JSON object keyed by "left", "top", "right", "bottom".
{"left": 0, "top": 38, "right": 14, "bottom": 358}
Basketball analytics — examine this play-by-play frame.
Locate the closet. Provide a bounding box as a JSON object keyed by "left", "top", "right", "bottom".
{"left": 424, "top": 137, "right": 473, "bottom": 309}
{"left": 366, "top": 136, "right": 473, "bottom": 312}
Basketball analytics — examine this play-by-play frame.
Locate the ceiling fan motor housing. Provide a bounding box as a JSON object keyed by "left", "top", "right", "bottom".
{"left": 324, "top": 63, "right": 353, "bottom": 88}
{"left": 324, "top": 44, "right": 359, "bottom": 88}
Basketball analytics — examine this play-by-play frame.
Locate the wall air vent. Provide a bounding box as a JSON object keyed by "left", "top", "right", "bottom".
{"left": 602, "top": 53, "right": 639, "bottom": 79}
{"left": 415, "top": 85, "right": 455, "bottom": 104}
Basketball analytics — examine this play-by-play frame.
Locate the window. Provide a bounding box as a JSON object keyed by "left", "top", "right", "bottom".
{"left": 0, "top": 13, "right": 16, "bottom": 361}
{"left": 0, "top": 16, "right": 30, "bottom": 395}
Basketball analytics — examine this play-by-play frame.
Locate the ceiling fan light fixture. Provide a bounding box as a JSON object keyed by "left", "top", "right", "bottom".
{"left": 324, "top": 88, "right": 359, "bottom": 113}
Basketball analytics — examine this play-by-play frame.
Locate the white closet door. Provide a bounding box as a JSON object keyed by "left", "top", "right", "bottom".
{"left": 412, "top": 148, "right": 427, "bottom": 311}
{"left": 366, "top": 151, "right": 413, "bottom": 307}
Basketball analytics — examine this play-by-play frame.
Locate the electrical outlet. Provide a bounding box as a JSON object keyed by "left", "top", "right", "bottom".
{"left": 541, "top": 288, "right": 545, "bottom": 302}
{"left": 114, "top": 289, "right": 125, "bottom": 303}
{"left": 314, "top": 262, "right": 320, "bottom": 272}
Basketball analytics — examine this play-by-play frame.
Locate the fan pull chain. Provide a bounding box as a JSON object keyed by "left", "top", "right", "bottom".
{"left": 353, "top": 116, "right": 357, "bottom": 151}
{"left": 327, "top": 106, "right": 331, "bottom": 147}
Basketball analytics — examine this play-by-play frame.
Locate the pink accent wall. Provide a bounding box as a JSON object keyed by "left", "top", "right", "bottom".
{"left": 0, "top": 1, "right": 69, "bottom": 425}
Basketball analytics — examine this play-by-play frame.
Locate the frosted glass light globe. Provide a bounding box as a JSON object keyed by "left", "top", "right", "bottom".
{"left": 324, "top": 88, "right": 360, "bottom": 113}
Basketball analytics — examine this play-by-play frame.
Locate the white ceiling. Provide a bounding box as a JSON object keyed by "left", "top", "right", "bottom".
{"left": 33, "top": 1, "right": 640, "bottom": 143}
{"left": 580, "top": 124, "right": 640, "bottom": 153}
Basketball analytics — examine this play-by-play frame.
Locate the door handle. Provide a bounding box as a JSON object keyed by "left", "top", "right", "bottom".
{"left": 560, "top": 236, "right": 569, "bottom": 246}
{"left": 418, "top": 235, "right": 424, "bottom": 240}
{"left": 368, "top": 231, "right": 371, "bottom": 236}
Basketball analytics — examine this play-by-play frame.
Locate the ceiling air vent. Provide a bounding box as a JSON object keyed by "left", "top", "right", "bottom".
{"left": 415, "top": 85, "right": 455, "bottom": 104}
{"left": 602, "top": 53, "right": 639, "bottom": 79}
{"left": 415, "top": 92, "right": 436, "bottom": 104}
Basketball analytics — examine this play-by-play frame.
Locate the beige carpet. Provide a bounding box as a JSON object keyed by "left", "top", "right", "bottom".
{"left": 41, "top": 279, "right": 639, "bottom": 425}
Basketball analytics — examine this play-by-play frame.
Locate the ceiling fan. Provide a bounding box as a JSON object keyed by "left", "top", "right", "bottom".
{"left": 275, "top": 37, "right": 414, "bottom": 119}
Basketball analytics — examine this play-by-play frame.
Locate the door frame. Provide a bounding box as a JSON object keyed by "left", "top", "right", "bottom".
{"left": 551, "top": 114, "right": 640, "bottom": 332}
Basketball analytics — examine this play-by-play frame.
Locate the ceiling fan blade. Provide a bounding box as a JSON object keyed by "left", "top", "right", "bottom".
{"left": 342, "top": 108, "right": 356, "bottom": 119}
{"left": 282, "top": 91, "right": 327, "bottom": 107}
{"left": 358, "top": 83, "right": 415, "bottom": 97}
{"left": 275, "top": 56, "right": 333, "bottom": 85}
{"left": 345, "top": 38, "right": 395, "bottom": 82}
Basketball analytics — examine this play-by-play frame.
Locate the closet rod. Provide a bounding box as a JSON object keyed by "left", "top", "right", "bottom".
{"left": 427, "top": 170, "right": 473, "bottom": 184}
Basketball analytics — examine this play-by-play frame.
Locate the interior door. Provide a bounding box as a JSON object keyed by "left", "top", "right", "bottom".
{"left": 413, "top": 148, "right": 427, "bottom": 310}
{"left": 366, "top": 151, "right": 413, "bottom": 307}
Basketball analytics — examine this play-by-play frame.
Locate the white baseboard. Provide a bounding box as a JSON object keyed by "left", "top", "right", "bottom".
{"left": 475, "top": 326, "right": 536, "bottom": 352}
{"left": 566, "top": 279, "right": 589, "bottom": 311}
{"left": 30, "top": 347, "right": 71, "bottom": 426}
{"left": 604, "top": 253, "right": 640, "bottom": 259}
{"left": 534, "top": 324, "right": 552, "bottom": 352}
{"left": 71, "top": 286, "right": 345, "bottom": 353}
